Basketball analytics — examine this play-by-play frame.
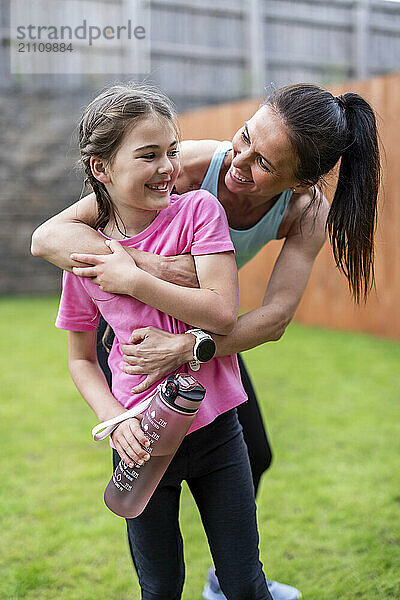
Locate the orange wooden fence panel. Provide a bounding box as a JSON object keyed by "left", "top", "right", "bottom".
{"left": 178, "top": 73, "right": 400, "bottom": 340}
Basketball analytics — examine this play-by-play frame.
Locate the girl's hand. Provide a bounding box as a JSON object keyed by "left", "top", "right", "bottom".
{"left": 110, "top": 415, "right": 152, "bottom": 467}
{"left": 121, "top": 327, "right": 195, "bottom": 394}
{"left": 71, "top": 240, "right": 141, "bottom": 295}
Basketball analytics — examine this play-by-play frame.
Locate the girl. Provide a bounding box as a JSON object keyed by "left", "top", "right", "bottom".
{"left": 55, "top": 83, "right": 273, "bottom": 600}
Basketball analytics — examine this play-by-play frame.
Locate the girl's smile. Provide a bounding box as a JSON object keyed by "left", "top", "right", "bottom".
{"left": 91, "top": 115, "right": 180, "bottom": 236}
{"left": 145, "top": 180, "right": 171, "bottom": 193}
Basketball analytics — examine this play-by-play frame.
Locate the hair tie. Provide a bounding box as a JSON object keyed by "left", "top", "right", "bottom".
{"left": 335, "top": 95, "right": 347, "bottom": 111}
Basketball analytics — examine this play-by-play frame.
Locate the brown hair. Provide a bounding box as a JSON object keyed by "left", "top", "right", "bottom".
{"left": 264, "top": 83, "right": 381, "bottom": 302}
{"left": 78, "top": 83, "right": 178, "bottom": 351}
{"left": 78, "top": 82, "right": 179, "bottom": 233}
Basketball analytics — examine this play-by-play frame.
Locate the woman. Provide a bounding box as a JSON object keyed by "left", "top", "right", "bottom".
{"left": 31, "top": 83, "right": 380, "bottom": 600}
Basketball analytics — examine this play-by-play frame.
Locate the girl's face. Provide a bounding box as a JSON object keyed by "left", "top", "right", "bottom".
{"left": 226, "top": 104, "right": 299, "bottom": 198}
{"left": 102, "top": 115, "right": 180, "bottom": 213}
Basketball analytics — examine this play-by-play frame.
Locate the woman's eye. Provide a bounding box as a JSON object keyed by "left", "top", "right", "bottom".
{"left": 141, "top": 153, "right": 156, "bottom": 159}
{"left": 168, "top": 149, "right": 180, "bottom": 157}
{"left": 241, "top": 130, "right": 250, "bottom": 144}
{"left": 258, "top": 157, "right": 271, "bottom": 173}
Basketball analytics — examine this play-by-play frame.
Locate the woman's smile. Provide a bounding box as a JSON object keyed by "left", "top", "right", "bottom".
{"left": 228, "top": 166, "right": 254, "bottom": 184}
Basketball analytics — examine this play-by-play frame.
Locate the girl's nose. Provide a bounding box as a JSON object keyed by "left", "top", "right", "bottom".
{"left": 158, "top": 156, "right": 174, "bottom": 175}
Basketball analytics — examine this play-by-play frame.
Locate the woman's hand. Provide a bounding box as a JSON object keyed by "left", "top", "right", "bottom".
{"left": 110, "top": 415, "right": 152, "bottom": 467}
{"left": 121, "top": 327, "right": 195, "bottom": 394}
{"left": 71, "top": 239, "right": 142, "bottom": 295}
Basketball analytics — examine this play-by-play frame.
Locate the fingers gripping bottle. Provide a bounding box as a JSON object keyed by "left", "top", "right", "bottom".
{"left": 104, "top": 374, "right": 205, "bottom": 518}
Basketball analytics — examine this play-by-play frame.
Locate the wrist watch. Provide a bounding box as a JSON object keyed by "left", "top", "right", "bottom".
{"left": 185, "top": 329, "right": 216, "bottom": 371}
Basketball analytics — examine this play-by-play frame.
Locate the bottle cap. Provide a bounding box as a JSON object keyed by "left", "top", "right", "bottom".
{"left": 161, "top": 374, "right": 205, "bottom": 413}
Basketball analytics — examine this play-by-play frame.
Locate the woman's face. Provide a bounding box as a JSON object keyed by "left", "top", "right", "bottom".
{"left": 226, "top": 104, "right": 298, "bottom": 198}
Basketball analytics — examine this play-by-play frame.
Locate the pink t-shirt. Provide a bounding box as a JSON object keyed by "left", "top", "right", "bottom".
{"left": 56, "top": 191, "right": 247, "bottom": 434}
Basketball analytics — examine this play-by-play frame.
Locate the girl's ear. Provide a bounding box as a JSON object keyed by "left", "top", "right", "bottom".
{"left": 90, "top": 156, "right": 111, "bottom": 184}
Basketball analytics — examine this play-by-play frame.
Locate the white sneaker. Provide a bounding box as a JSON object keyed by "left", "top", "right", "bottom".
{"left": 202, "top": 567, "right": 303, "bottom": 600}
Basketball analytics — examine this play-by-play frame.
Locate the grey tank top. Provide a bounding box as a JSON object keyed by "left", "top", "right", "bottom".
{"left": 200, "top": 141, "right": 292, "bottom": 269}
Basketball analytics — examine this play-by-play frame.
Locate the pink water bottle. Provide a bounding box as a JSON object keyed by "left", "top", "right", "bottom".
{"left": 104, "top": 373, "right": 206, "bottom": 518}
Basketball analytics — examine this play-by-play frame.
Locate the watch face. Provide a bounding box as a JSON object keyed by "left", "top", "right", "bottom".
{"left": 197, "top": 338, "right": 216, "bottom": 362}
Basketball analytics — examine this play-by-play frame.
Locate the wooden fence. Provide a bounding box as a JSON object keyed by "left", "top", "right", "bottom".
{"left": 179, "top": 72, "right": 400, "bottom": 340}
{"left": 2, "top": 0, "right": 400, "bottom": 110}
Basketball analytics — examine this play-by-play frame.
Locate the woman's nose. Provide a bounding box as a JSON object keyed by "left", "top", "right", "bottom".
{"left": 232, "top": 135, "right": 251, "bottom": 164}
{"left": 233, "top": 148, "right": 251, "bottom": 169}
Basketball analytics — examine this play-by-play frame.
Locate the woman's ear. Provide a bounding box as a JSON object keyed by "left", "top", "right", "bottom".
{"left": 90, "top": 156, "right": 111, "bottom": 184}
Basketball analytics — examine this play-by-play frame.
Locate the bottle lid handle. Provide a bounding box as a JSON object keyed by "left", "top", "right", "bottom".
{"left": 92, "top": 396, "right": 153, "bottom": 441}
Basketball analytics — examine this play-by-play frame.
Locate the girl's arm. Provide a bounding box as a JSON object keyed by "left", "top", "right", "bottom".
{"left": 133, "top": 251, "right": 238, "bottom": 335}
{"left": 72, "top": 240, "right": 238, "bottom": 335}
{"left": 68, "top": 330, "right": 151, "bottom": 466}
{"left": 31, "top": 193, "right": 198, "bottom": 287}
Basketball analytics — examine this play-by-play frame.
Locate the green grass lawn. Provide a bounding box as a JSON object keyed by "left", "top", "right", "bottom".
{"left": 1, "top": 296, "right": 399, "bottom": 600}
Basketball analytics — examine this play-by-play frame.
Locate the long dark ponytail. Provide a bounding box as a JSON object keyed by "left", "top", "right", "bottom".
{"left": 328, "top": 93, "right": 380, "bottom": 303}
{"left": 264, "top": 84, "right": 381, "bottom": 302}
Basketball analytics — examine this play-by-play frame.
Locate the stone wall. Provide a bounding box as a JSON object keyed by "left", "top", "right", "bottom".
{"left": 0, "top": 90, "right": 87, "bottom": 294}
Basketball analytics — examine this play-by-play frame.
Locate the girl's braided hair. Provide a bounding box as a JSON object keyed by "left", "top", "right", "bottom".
{"left": 78, "top": 83, "right": 179, "bottom": 350}
{"left": 78, "top": 82, "right": 179, "bottom": 231}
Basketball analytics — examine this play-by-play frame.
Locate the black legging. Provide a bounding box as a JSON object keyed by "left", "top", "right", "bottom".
{"left": 236, "top": 353, "right": 273, "bottom": 493}
{"left": 96, "top": 317, "right": 273, "bottom": 496}
{"left": 112, "top": 409, "right": 272, "bottom": 600}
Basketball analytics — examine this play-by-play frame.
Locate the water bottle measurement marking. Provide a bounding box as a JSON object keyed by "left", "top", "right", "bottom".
{"left": 147, "top": 414, "right": 160, "bottom": 429}
{"left": 112, "top": 475, "right": 123, "bottom": 491}
{"left": 120, "top": 461, "right": 140, "bottom": 480}
{"left": 104, "top": 374, "right": 206, "bottom": 519}
{"left": 147, "top": 411, "right": 168, "bottom": 430}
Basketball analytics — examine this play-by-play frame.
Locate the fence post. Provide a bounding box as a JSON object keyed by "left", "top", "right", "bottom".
{"left": 248, "top": 0, "right": 264, "bottom": 97}
{"left": 354, "top": 0, "right": 370, "bottom": 79}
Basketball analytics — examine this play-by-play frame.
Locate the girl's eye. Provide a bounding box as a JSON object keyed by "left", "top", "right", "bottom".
{"left": 141, "top": 149, "right": 179, "bottom": 159}
{"left": 258, "top": 157, "right": 272, "bottom": 173}
{"left": 242, "top": 130, "right": 250, "bottom": 144}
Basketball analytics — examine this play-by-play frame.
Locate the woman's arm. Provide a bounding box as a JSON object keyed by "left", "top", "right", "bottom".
{"left": 214, "top": 192, "right": 330, "bottom": 354}
{"left": 31, "top": 194, "right": 108, "bottom": 269}
{"left": 68, "top": 330, "right": 151, "bottom": 466}
{"left": 31, "top": 140, "right": 219, "bottom": 281}
{"left": 214, "top": 227, "right": 326, "bottom": 355}
{"left": 121, "top": 194, "right": 329, "bottom": 392}
{"left": 72, "top": 240, "right": 238, "bottom": 335}
{"left": 31, "top": 193, "right": 198, "bottom": 286}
